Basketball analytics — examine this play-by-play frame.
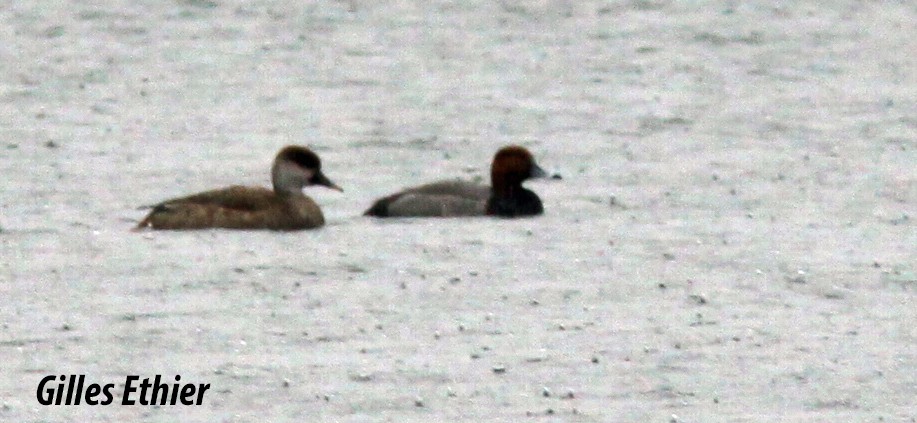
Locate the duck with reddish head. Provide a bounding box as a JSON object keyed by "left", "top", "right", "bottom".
{"left": 364, "top": 145, "right": 548, "bottom": 218}
{"left": 136, "top": 146, "right": 342, "bottom": 230}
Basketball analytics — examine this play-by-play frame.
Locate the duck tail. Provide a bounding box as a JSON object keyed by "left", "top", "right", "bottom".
{"left": 133, "top": 216, "right": 152, "bottom": 231}
{"left": 363, "top": 200, "right": 389, "bottom": 217}
{"left": 132, "top": 204, "right": 167, "bottom": 231}
{"left": 364, "top": 194, "right": 402, "bottom": 217}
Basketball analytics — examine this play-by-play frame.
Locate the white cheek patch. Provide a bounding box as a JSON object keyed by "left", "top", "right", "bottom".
{"left": 282, "top": 161, "right": 314, "bottom": 180}
{"left": 273, "top": 161, "right": 313, "bottom": 190}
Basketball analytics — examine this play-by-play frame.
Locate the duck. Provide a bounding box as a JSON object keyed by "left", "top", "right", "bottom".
{"left": 364, "top": 145, "right": 547, "bottom": 218}
{"left": 136, "top": 145, "right": 342, "bottom": 230}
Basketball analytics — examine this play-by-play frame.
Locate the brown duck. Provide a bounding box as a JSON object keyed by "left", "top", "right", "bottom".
{"left": 136, "top": 146, "right": 342, "bottom": 230}
{"left": 364, "top": 145, "right": 548, "bottom": 218}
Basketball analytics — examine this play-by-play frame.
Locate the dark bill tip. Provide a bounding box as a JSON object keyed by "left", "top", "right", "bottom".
{"left": 312, "top": 171, "right": 344, "bottom": 192}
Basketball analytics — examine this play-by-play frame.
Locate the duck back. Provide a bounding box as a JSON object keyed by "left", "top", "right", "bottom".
{"left": 364, "top": 180, "right": 489, "bottom": 217}
{"left": 138, "top": 186, "right": 325, "bottom": 230}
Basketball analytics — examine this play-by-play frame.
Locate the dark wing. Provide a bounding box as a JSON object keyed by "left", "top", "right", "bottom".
{"left": 136, "top": 186, "right": 279, "bottom": 229}
{"left": 154, "top": 186, "right": 277, "bottom": 211}
{"left": 364, "top": 180, "right": 490, "bottom": 217}
{"left": 407, "top": 180, "right": 490, "bottom": 200}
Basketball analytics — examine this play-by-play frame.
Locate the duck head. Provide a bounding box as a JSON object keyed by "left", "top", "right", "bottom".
{"left": 490, "top": 145, "right": 547, "bottom": 196}
{"left": 271, "top": 146, "right": 343, "bottom": 194}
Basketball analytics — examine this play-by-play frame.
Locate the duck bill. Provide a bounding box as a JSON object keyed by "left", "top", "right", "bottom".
{"left": 529, "top": 163, "right": 548, "bottom": 179}
{"left": 312, "top": 171, "right": 344, "bottom": 192}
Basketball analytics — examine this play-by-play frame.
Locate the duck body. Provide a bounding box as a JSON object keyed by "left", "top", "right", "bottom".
{"left": 364, "top": 146, "right": 547, "bottom": 218}
{"left": 136, "top": 146, "right": 341, "bottom": 231}
{"left": 137, "top": 186, "right": 325, "bottom": 230}
{"left": 363, "top": 180, "right": 490, "bottom": 217}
